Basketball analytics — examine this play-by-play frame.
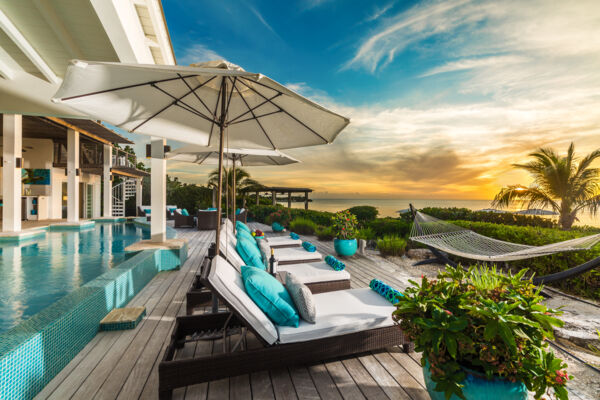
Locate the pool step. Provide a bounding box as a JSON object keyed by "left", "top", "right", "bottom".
{"left": 100, "top": 307, "right": 146, "bottom": 331}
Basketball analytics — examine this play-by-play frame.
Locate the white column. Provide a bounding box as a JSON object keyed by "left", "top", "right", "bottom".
{"left": 66, "top": 128, "right": 79, "bottom": 222}
{"left": 2, "top": 114, "right": 22, "bottom": 232}
{"left": 135, "top": 178, "right": 143, "bottom": 209}
{"left": 150, "top": 138, "right": 166, "bottom": 242}
{"left": 102, "top": 144, "right": 112, "bottom": 217}
{"left": 92, "top": 180, "right": 101, "bottom": 218}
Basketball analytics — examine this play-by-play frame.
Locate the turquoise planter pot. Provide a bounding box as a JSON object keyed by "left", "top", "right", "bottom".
{"left": 272, "top": 223, "right": 285, "bottom": 232}
{"left": 334, "top": 238, "right": 357, "bottom": 256}
{"left": 423, "top": 362, "right": 527, "bottom": 400}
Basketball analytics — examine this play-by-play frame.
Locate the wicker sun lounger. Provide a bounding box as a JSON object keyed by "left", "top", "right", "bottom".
{"left": 185, "top": 235, "right": 351, "bottom": 314}
{"left": 160, "top": 255, "right": 411, "bottom": 399}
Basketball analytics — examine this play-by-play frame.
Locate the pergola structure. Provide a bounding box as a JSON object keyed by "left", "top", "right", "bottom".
{"left": 243, "top": 186, "right": 313, "bottom": 210}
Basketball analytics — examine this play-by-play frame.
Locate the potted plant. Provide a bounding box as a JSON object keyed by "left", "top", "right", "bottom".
{"left": 332, "top": 210, "right": 358, "bottom": 256}
{"left": 393, "top": 266, "right": 570, "bottom": 400}
{"left": 266, "top": 209, "right": 291, "bottom": 232}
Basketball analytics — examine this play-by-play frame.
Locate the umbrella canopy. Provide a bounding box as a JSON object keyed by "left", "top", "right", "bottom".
{"left": 52, "top": 60, "right": 350, "bottom": 149}
{"left": 515, "top": 208, "right": 558, "bottom": 216}
{"left": 166, "top": 145, "right": 299, "bottom": 227}
{"left": 52, "top": 59, "right": 349, "bottom": 251}
{"left": 166, "top": 145, "right": 299, "bottom": 166}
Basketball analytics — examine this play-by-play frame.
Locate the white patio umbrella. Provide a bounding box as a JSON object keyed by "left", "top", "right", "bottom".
{"left": 166, "top": 145, "right": 299, "bottom": 223}
{"left": 52, "top": 59, "right": 349, "bottom": 251}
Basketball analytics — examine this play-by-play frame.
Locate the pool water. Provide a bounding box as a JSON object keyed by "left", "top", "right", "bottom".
{"left": 0, "top": 223, "right": 150, "bottom": 333}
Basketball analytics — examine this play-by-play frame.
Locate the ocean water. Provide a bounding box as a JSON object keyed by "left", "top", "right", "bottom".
{"left": 280, "top": 198, "right": 600, "bottom": 227}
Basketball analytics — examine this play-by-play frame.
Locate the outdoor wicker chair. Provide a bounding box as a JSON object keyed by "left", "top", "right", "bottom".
{"left": 174, "top": 210, "right": 195, "bottom": 228}
{"left": 197, "top": 210, "right": 218, "bottom": 230}
{"left": 160, "top": 255, "right": 411, "bottom": 399}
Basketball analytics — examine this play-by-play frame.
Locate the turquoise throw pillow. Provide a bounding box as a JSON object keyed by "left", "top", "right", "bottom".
{"left": 181, "top": 209, "right": 189, "bottom": 216}
{"left": 237, "top": 229, "right": 256, "bottom": 244}
{"left": 236, "top": 221, "right": 251, "bottom": 233}
{"left": 236, "top": 237, "right": 266, "bottom": 270}
{"left": 144, "top": 209, "right": 151, "bottom": 214}
{"left": 241, "top": 266, "right": 299, "bottom": 327}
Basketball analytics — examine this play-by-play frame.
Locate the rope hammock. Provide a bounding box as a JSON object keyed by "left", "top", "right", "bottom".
{"left": 409, "top": 211, "right": 600, "bottom": 262}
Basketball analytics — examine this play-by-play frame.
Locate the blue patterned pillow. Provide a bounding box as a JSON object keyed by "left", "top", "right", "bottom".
{"left": 290, "top": 232, "right": 300, "bottom": 240}
{"left": 236, "top": 237, "right": 266, "bottom": 270}
{"left": 181, "top": 208, "right": 189, "bottom": 216}
{"left": 302, "top": 241, "right": 316, "bottom": 252}
{"left": 242, "top": 266, "right": 299, "bottom": 327}
{"left": 324, "top": 255, "right": 345, "bottom": 271}
{"left": 369, "top": 279, "right": 403, "bottom": 304}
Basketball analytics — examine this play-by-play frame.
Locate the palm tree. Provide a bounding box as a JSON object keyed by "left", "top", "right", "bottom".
{"left": 492, "top": 142, "right": 600, "bottom": 230}
{"left": 208, "top": 167, "right": 262, "bottom": 208}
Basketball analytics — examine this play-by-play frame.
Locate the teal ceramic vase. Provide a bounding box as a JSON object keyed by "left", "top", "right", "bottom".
{"left": 423, "top": 361, "right": 527, "bottom": 400}
{"left": 334, "top": 238, "right": 357, "bottom": 256}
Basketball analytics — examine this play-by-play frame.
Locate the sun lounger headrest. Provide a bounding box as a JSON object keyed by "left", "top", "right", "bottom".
{"left": 208, "top": 256, "right": 279, "bottom": 345}
{"left": 219, "top": 231, "right": 245, "bottom": 272}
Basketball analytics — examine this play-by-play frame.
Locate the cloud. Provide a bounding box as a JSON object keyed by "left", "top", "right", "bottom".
{"left": 246, "top": 4, "right": 281, "bottom": 39}
{"left": 178, "top": 44, "right": 224, "bottom": 66}
{"left": 420, "top": 55, "right": 527, "bottom": 77}
{"left": 364, "top": 2, "right": 395, "bottom": 23}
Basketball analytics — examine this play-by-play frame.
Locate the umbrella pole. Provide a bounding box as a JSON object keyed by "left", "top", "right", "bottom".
{"left": 215, "top": 79, "right": 227, "bottom": 255}
{"left": 232, "top": 157, "right": 236, "bottom": 232}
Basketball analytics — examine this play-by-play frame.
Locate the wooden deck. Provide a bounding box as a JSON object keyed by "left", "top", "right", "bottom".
{"left": 36, "top": 223, "right": 430, "bottom": 400}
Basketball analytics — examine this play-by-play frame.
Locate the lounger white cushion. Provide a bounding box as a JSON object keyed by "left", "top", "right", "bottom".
{"left": 279, "top": 263, "right": 350, "bottom": 284}
{"left": 277, "top": 288, "right": 395, "bottom": 344}
{"left": 266, "top": 236, "right": 301, "bottom": 247}
{"left": 219, "top": 233, "right": 245, "bottom": 272}
{"left": 274, "top": 247, "right": 322, "bottom": 263}
{"left": 208, "top": 256, "right": 279, "bottom": 345}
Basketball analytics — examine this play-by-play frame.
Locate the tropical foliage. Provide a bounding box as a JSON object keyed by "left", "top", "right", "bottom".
{"left": 315, "top": 225, "right": 335, "bottom": 241}
{"left": 332, "top": 210, "right": 358, "bottom": 240}
{"left": 208, "top": 167, "right": 262, "bottom": 208}
{"left": 493, "top": 142, "right": 600, "bottom": 230}
{"left": 394, "top": 266, "right": 570, "bottom": 400}
{"left": 266, "top": 209, "right": 292, "bottom": 227}
{"left": 405, "top": 207, "right": 556, "bottom": 228}
{"left": 376, "top": 235, "right": 407, "bottom": 256}
{"left": 289, "top": 217, "right": 318, "bottom": 235}
{"left": 347, "top": 205, "right": 379, "bottom": 225}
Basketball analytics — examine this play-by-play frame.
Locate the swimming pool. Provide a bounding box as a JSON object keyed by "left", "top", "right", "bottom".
{"left": 0, "top": 222, "right": 151, "bottom": 333}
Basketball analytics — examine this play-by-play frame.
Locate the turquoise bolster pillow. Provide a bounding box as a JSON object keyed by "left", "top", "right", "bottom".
{"left": 207, "top": 207, "right": 217, "bottom": 211}
{"left": 290, "top": 232, "right": 300, "bottom": 240}
{"left": 369, "top": 279, "right": 403, "bottom": 304}
{"left": 272, "top": 222, "right": 284, "bottom": 231}
{"left": 242, "top": 266, "right": 299, "bottom": 327}
{"left": 324, "top": 255, "right": 345, "bottom": 271}
{"left": 302, "top": 241, "right": 316, "bottom": 252}
{"left": 181, "top": 208, "right": 189, "bottom": 216}
{"left": 236, "top": 237, "right": 266, "bottom": 270}
{"left": 144, "top": 209, "right": 151, "bottom": 214}
{"left": 236, "top": 221, "right": 251, "bottom": 233}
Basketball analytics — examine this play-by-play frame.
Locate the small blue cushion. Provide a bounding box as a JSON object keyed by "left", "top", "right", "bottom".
{"left": 324, "top": 255, "right": 345, "bottom": 271}
{"left": 369, "top": 279, "right": 404, "bottom": 304}
{"left": 302, "top": 241, "right": 316, "bottom": 252}
{"left": 144, "top": 209, "right": 151, "bottom": 214}
{"left": 236, "top": 237, "right": 266, "bottom": 270}
{"left": 168, "top": 207, "right": 177, "bottom": 212}
{"left": 241, "top": 266, "right": 299, "bottom": 327}
{"left": 236, "top": 208, "right": 242, "bottom": 215}
{"left": 236, "top": 221, "right": 251, "bottom": 233}
{"left": 290, "top": 232, "right": 300, "bottom": 240}
{"left": 181, "top": 209, "right": 189, "bottom": 216}
{"left": 207, "top": 207, "right": 217, "bottom": 211}
{"left": 272, "top": 222, "right": 284, "bottom": 231}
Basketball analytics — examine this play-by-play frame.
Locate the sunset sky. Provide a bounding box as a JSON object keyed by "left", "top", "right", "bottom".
{"left": 121, "top": 0, "right": 600, "bottom": 200}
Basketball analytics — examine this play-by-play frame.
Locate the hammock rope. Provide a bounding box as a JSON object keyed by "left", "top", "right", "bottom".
{"left": 409, "top": 211, "right": 600, "bottom": 262}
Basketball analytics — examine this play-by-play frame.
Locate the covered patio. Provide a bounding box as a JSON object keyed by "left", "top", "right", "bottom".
{"left": 244, "top": 186, "right": 314, "bottom": 210}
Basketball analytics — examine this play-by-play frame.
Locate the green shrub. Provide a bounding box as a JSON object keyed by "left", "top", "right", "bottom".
{"left": 376, "top": 235, "right": 407, "bottom": 257}
{"left": 289, "top": 217, "right": 317, "bottom": 235}
{"left": 347, "top": 205, "right": 378, "bottom": 224}
{"left": 405, "top": 207, "right": 557, "bottom": 228}
{"left": 368, "top": 218, "right": 412, "bottom": 238}
{"left": 248, "top": 205, "right": 333, "bottom": 226}
{"left": 450, "top": 220, "right": 600, "bottom": 299}
{"left": 356, "top": 227, "right": 376, "bottom": 241}
{"left": 316, "top": 226, "right": 335, "bottom": 241}
{"left": 265, "top": 209, "right": 292, "bottom": 227}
